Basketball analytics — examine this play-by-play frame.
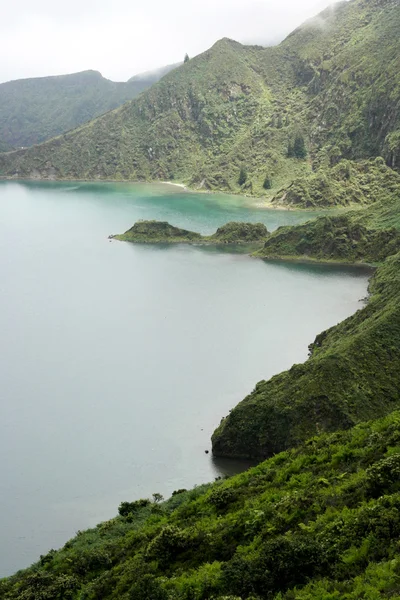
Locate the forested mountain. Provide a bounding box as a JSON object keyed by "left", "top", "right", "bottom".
{"left": 0, "top": 0, "right": 399, "bottom": 199}
{"left": 0, "top": 68, "right": 170, "bottom": 149}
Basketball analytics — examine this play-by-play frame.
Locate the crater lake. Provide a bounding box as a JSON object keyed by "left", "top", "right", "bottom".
{"left": 0, "top": 181, "right": 370, "bottom": 575}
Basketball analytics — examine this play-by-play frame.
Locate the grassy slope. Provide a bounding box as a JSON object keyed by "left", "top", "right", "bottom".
{"left": 272, "top": 158, "right": 400, "bottom": 208}
{"left": 4, "top": 411, "right": 400, "bottom": 599}
{"left": 1, "top": 0, "right": 398, "bottom": 198}
{"left": 0, "top": 71, "right": 151, "bottom": 148}
{"left": 212, "top": 248, "right": 400, "bottom": 458}
{"left": 0, "top": 40, "right": 289, "bottom": 188}
{"left": 212, "top": 163, "right": 400, "bottom": 458}
{"left": 255, "top": 159, "right": 400, "bottom": 264}
{"left": 277, "top": 0, "right": 400, "bottom": 166}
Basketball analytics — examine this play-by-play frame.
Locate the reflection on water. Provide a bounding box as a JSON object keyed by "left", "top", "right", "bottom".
{"left": 211, "top": 456, "right": 259, "bottom": 478}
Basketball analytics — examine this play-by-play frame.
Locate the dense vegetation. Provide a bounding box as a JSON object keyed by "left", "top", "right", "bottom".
{"left": 212, "top": 245, "right": 400, "bottom": 458}
{"left": 113, "top": 220, "right": 269, "bottom": 244}
{"left": 4, "top": 410, "right": 400, "bottom": 599}
{"left": 2, "top": 1, "right": 400, "bottom": 596}
{"left": 271, "top": 158, "right": 400, "bottom": 208}
{"left": 213, "top": 163, "right": 400, "bottom": 458}
{"left": 0, "top": 71, "right": 154, "bottom": 148}
{"left": 1, "top": 0, "right": 399, "bottom": 200}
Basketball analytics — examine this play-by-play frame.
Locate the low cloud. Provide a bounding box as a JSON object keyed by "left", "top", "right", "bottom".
{"left": 0, "top": 0, "right": 342, "bottom": 84}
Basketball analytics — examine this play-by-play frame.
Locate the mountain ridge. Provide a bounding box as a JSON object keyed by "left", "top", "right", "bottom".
{"left": 1, "top": 0, "right": 399, "bottom": 199}
{"left": 0, "top": 66, "right": 178, "bottom": 149}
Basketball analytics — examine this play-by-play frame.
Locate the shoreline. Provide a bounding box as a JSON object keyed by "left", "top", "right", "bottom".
{"left": 0, "top": 175, "right": 330, "bottom": 213}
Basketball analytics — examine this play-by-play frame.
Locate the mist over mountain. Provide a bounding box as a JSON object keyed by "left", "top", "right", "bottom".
{"left": 128, "top": 63, "right": 182, "bottom": 84}
{"left": 0, "top": 65, "right": 178, "bottom": 149}
{"left": 1, "top": 0, "right": 398, "bottom": 199}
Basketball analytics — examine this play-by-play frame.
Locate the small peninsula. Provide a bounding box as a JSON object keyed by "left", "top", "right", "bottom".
{"left": 111, "top": 220, "right": 270, "bottom": 245}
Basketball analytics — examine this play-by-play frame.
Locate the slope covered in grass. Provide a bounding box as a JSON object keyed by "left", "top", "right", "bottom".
{"left": 3, "top": 410, "right": 400, "bottom": 599}
{"left": 212, "top": 249, "right": 400, "bottom": 458}
{"left": 256, "top": 161, "right": 400, "bottom": 263}
{"left": 213, "top": 179, "right": 400, "bottom": 458}
{"left": 272, "top": 158, "right": 400, "bottom": 208}
{"left": 1, "top": 0, "right": 398, "bottom": 199}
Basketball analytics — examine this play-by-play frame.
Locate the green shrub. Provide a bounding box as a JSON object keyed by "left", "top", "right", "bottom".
{"left": 118, "top": 499, "right": 151, "bottom": 517}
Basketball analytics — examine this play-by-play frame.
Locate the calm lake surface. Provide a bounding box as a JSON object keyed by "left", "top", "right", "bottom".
{"left": 0, "top": 181, "right": 370, "bottom": 575}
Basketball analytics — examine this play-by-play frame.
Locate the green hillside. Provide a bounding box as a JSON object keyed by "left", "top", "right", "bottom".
{"left": 271, "top": 158, "right": 400, "bottom": 208}
{"left": 0, "top": 70, "right": 152, "bottom": 148}
{"left": 212, "top": 247, "right": 400, "bottom": 458}
{"left": 210, "top": 148, "right": 400, "bottom": 459}
{"left": 4, "top": 409, "right": 400, "bottom": 599}
{"left": 1, "top": 0, "right": 399, "bottom": 199}
{"left": 2, "top": 0, "right": 400, "bottom": 595}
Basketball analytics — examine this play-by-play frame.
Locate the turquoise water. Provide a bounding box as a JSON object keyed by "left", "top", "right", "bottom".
{"left": 0, "top": 181, "right": 370, "bottom": 575}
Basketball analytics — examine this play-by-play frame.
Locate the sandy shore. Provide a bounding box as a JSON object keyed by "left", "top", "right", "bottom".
{"left": 160, "top": 181, "right": 188, "bottom": 191}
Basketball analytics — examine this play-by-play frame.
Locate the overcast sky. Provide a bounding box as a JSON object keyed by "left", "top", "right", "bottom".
{"left": 0, "top": 0, "right": 338, "bottom": 84}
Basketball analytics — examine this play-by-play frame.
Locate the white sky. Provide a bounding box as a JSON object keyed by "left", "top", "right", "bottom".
{"left": 0, "top": 0, "right": 338, "bottom": 84}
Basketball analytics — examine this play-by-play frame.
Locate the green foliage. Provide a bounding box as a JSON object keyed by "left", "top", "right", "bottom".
{"left": 184, "top": 54, "right": 190, "bottom": 63}
{"left": 118, "top": 498, "right": 151, "bottom": 516}
{"left": 208, "top": 486, "right": 237, "bottom": 510}
{"left": 129, "top": 574, "right": 168, "bottom": 600}
{"left": 146, "top": 525, "right": 197, "bottom": 566}
{"left": 172, "top": 488, "right": 187, "bottom": 496}
{"left": 273, "top": 158, "right": 400, "bottom": 208}
{"left": 263, "top": 174, "right": 272, "bottom": 189}
{"left": 365, "top": 454, "right": 400, "bottom": 498}
{"left": 1, "top": 0, "right": 398, "bottom": 198}
{"left": 293, "top": 135, "right": 307, "bottom": 159}
{"left": 238, "top": 166, "right": 248, "bottom": 186}
{"left": 212, "top": 249, "right": 400, "bottom": 459}
{"left": 3, "top": 5, "right": 400, "bottom": 597}
{"left": 209, "top": 222, "right": 269, "bottom": 243}
{"left": 5, "top": 411, "right": 400, "bottom": 598}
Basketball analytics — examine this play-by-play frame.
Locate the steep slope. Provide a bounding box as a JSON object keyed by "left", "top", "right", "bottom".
{"left": 282, "top": 0, "right": 400, "bottom": 168}
{"left": 256, "top": 159, "right": 400, "bottom": 263}
{"left": 0, "top": 0, "right": 398, "bottom": 197}
{"left": 3, "top": 410, "right": 400, "bottom": 598}
{"left": 271, "top": 158, "right": 400, "bottom": 208}
{"left": 0, "top": 39, "right": 296, "bottom": 187}
{"left": 212, "top": 179, "right": 400, "bottom": 459}
{"left": 212, "top": 248, "right": 400, "bottom": 458}
{"left": 0, "top": 70, "right": 151, "bottom": 148}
